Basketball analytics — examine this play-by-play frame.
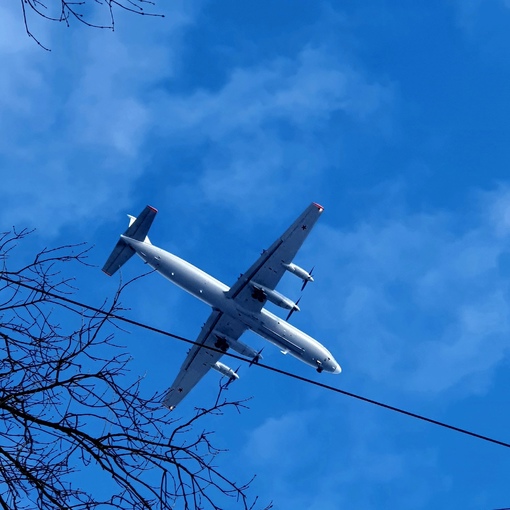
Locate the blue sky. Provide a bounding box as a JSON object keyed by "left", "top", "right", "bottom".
{"left": 2, "top": 1, "right": 510, "bottom": 508}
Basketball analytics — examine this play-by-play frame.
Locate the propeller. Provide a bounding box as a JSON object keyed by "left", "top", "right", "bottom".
{"left": 301, "top": 266, "right": 315, "bottom": 291}
{"left": 285, "top": 296, "right": 302, "bottom": 322}
{"left": 249, "top": 348, "right": 264, "bottom": 367}
{"left": 225, "top": 366, "right": 241, "bottom": 387}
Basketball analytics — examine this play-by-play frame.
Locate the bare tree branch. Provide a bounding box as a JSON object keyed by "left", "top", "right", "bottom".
{"left": 0, "top": 229, "right": 271, "bottom": 510}
{"left": 19, "top": 0, "right": 164, "bottom": 50}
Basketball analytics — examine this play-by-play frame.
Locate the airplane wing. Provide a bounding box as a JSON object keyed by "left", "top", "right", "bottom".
{"left": 225, "top": 202, "right": 324, "bottom": 313}
{"left": 163, "top": 202, "right": 323, "bottom": 409}
{"left": 162, "top": 309, "right": 247, "bottom": 409}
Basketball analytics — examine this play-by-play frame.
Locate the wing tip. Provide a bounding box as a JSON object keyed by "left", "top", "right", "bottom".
{"left": 313, "top": 202, "right": 324, "bottom": 212}
{"left": 162, "top": 396, "right": 175, "bottom": 410}
{"left": 148, "top": 205, "right": 158, "bottom": 213}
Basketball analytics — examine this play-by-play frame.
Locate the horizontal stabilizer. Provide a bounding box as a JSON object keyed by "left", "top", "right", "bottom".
{"left": 102, "top": 239, "right": 135, "bottom": 276}
{"left": 102, "top": 205, "right": 158, "bottom": 276}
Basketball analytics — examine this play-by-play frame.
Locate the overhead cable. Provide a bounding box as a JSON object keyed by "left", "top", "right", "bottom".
{"left": 1, "top": 274, "right": 509, "bottom": 450}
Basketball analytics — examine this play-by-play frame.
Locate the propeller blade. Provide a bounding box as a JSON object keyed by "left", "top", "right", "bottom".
{"left": 249, "top": 348, "right": 264, "bottom": 367}
{"left": 285, "top": 297, "right": 302, "bottom": 321}
{"left": 225, "top": 366, "right": 241, "bottom": 387}
{"left": 301, "top": 266, "right": 315, "bottom": 291}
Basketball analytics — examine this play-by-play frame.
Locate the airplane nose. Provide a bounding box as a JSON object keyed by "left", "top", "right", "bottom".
{"left": 323, "top": 355, "right": 342, "bottom": 374}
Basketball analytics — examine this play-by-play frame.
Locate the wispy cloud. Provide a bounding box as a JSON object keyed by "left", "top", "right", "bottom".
{"left": 451, "top": 0, "right": 484, "bottom": 32}
{"left": 0, "top": 3, "right": 195, "bottom": 236}
{"left": 2, "top": 4, "right": 392, "bottom": 234}
{"left": 244, "top": 410, "right": 317, "bottom": 469}
{"left": 309, "top": 186, "right": 510, "bottom": 395}
{"left": 242, "top": 405, "right": 443, "bottom": 510}
{"left": 152, "top": 45, "right": 393, "bottom": 215}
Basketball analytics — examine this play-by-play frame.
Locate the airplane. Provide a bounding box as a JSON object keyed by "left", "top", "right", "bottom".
{"left": 102, "top": 202, "right": 341, "bottom": 410}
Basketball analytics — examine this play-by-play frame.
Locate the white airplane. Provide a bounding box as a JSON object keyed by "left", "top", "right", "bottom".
{"left": 103, "top": 203, "right": 341, "bottom": 410}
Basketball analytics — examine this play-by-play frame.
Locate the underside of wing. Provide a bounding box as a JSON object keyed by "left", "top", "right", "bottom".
{"left": 162, "top": 310, "right": 247, "bottom": 410}
{"left": 226, "top": 202, "right": 323, "bottom": 313}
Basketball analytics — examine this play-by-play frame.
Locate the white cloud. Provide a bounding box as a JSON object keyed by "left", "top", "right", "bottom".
{"left": 484, "top": 184, "right": 510, "bottom": 237}
{"left": 1, "top": 4, "right": 392, "bottom": 234}
{"left": 243, "top": 406, "right": 444, "bottom": 510}
{"left": 310, "top": 186, "right": 510, "bottom": 395}
{"left": 153, "top": 45, "right": 393, "bottom": 214}
{"left": 0, "top": 2, "right": 195, "bottom": 236}
{"left": 451, "top": 0, "right": 485, "bottom": 32}
{"left": 244, "top": 410, "right": 317, "bottom": 469}
{"left": 161, "top": 46, "right": 389, "bottom": 135}
{"left": 0, "top": 4, "right": 49, "bottom": 53}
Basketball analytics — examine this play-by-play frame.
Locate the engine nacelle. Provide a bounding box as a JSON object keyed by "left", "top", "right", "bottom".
{"left": 213, "top": 362, "right": 239, "bottom": 381}
{"left": 282, "top": 262, "right": 314, "bottom": 283}
{"left": 216, "top": 335, "right": 260, "bottom": 359}
{"left": 250, "top": 282, "right": 300, "bottom": 312}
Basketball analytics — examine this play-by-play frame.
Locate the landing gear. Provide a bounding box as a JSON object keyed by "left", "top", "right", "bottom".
{"left": 251, "top": 287, "right": 266, "bottom": 303}
{"left": 316, "top": 360, "right": 323, "bottom": 373}
{"left": 214, "top": 336, "right": 229, "bottom": 353}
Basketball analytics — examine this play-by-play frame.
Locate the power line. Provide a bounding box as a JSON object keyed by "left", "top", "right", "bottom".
{"left": 2, "top": 274, "right": 510, "bottom": 450}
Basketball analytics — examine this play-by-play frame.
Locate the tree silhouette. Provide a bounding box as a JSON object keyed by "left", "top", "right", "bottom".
{"left": 0, "top": 228, "right": 268, "bottom": 510}
{"left": 20, "top": 0, "right": 163, "bottom": 49}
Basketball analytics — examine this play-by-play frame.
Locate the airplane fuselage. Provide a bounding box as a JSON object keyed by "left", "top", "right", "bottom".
{"left": 123, "top": 236, "right": 340, "bottom": 373}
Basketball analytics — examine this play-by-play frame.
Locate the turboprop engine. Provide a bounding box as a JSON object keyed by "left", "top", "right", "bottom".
{"left": 213, "top": 361, "right": 239, "bottom": 381}
{"left": 214, "top": 335, "right": 262, "bottom": 361}
{"left": 282, "top": 263, "right": 314, "bottom": 290}
{"left": 250, "top": 282, "right": 300, "bottom": 313}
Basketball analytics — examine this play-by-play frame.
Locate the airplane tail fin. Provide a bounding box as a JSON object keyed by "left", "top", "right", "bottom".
{"left": 102, "top": 205, "right": 158, "bottom": 276}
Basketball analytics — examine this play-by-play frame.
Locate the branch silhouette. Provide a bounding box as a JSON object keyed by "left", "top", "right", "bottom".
{"left": 0, "top": 229, "right": 270, "bottom": 510}
{"left": 19, "top": 0, "right": 164, "bottom": 50}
